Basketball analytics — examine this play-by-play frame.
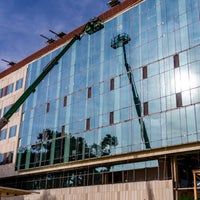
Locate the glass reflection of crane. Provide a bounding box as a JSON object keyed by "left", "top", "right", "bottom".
{"left": 111, "top": 33, "right": 151, "bottom": 149}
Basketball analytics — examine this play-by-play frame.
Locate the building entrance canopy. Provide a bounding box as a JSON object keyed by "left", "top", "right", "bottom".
{"left": 0, "top": 186, "right": 39, "bottom": 198}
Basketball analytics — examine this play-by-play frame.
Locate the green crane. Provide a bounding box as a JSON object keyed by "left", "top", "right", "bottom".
{"left": 0, "top": 17, "right": 104, "bottom": 130}
{"left": 111, "top": 33, "right": 151, "bottom": 149}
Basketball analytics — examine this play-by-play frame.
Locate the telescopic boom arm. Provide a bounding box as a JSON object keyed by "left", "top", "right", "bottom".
{"left": 0, "top": 17, "right": 104, "bottom": 130}
{"left": 111, "top": 33, "right": 151, "bottom": 149}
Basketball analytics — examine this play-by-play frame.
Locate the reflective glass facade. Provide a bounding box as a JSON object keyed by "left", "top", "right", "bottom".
{"left": 17, "top": 0, "right": 200, "bottom": 170}
{"left": 0, "top": 160, "right": 161, "bottom": 189}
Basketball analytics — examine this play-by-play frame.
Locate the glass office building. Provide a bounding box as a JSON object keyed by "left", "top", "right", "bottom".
{"left": 17, "top": 0, "right": 200, "bottom": 168}
{"left": 0, "top": 0, "right": 200, "bottom": 199}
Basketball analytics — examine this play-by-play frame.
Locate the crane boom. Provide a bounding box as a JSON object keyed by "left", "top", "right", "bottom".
{"left": 0, "top": 17, "right": 104, "bottom": 130}
{"left": 111, "top": 33, "right": 151, "bottom": 149}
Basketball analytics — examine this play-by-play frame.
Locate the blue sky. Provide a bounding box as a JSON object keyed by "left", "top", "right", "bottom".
{"left": 0, "top": 0, "right": 109, "bottom": 72}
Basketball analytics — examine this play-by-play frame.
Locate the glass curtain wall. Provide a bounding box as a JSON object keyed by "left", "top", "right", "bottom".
{"left": 17, "top": 0, "right": 200, "bottom": 170}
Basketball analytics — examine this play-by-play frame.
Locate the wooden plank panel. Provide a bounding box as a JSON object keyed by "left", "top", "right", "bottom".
{"left": 24, "top": 180, "right": 174, "bottom": 200}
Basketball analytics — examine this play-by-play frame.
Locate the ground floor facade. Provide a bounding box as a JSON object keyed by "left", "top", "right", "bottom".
{"left": 23, "top": 180, "right": 173, "bottom": 200}
{"left": 1, "top": 143, "right": 200, "bottom": 200}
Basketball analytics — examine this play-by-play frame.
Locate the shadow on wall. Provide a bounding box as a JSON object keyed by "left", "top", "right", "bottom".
{"left": 146, "top": 182, "right": 155, "bottom": 200}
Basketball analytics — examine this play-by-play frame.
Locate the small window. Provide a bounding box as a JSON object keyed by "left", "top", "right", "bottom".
{"left": 3, "top": 105, "right": 11, "bottom": 115}
{"left": 0, "top": 89, "right": 2, "bottom": 98}
{"left": 7, "top": 83, "right": 14, "bottom": 95}
{"left": 88, "top": 87, "right": 92, "bottom": 98}
{"left": 143, "top": 66, "right": 147, "bottom": 79}
{"left": 0, "top": 129, "right": 7, "bottom": 141}
{"left": 3, "top": 153, "right": 6, "bottom": 165}
{"left": 110, "top": 78, "right": 115, "bottom": 90}
{"left": 1, "top": 88, "right": 5, "bottom": 97}
{"left": 0, "top": 154, "right": 3, "bottom": 165}
{"left": 16, "top": 78, "right": 23, "bottom": 90}
{"left": 6, "top": 152, "right": 13, "bottom": 164}
{"left": 46, "top": 103, "right": 50, "bottom": 113}
{"left": 176, "top": 92, "right": 182, "bottom": 107}
{"left": 86, "top": 118, "right": 90, "bottom": 130}
{"left": 63, "top": 96, "right": 67, "bottom": 107}
{"left": 4, "top": 86, "right": 8, "bottom": 96}
{"left": 174, "top": 54, "right": 179, "bottom": 68}
{"left": 9, "top": 125, "right": 17, "bottom": 138}
{"left": 1, "top": 87, "right": 7, "bottom": 97}
{"left": 110, "top": 111, "right": 114, "bottom": 125}
{"left": 143, "top": 102, "right": 148, "bottom": 116}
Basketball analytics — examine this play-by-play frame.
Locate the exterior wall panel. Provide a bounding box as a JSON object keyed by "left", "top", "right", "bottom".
{"left": 0, "top": 66, "right": 27, "bottom": 177}
{"left": 23, "top": 180, "right": 173, "bottom": 200}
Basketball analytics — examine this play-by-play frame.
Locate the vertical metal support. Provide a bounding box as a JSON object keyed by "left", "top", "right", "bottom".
{"left": 50, "top": 132, "right": 56, "bottom": 165}
{"left": 16, "top": 152, "right": 22, "bottom": 171}
{"left": 25, "top": 150, "right": 31, "bottom": 169}
{"left": 82, "top": 139, "right": 85, "bottom": 160}
{"left": 97, "top": 144, "right": 101, "bottom": 157}
{"left": 158, "top": 157, "right": 167, "bottom": 180}
{"left": 172, "top": 156, "right": 179, "bottom": 200}
{"left": 193, "top": 171, "right": 198, "bottom": 200}
{"left": 64, "top": 135, "right": 70, "bottom": 162}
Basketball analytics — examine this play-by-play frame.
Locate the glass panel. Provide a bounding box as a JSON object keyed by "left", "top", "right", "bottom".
{"left": 9, "top": 125, "right": 17, "bottom": 138}
{"left": 16, "top": 78, "right": 23, "bottom": 90}
{"left": 7, "top": 83, "right": 14, "bottom": 94}
{"left": 186, "top": 106, "right": 197, "bottom": 142}
{"left": 0, "top": 129, "right": 7, "bottom": 140}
